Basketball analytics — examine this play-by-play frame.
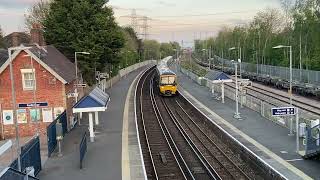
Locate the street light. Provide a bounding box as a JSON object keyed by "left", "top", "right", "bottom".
{"left": 229, "top": 47, "right": 242, "bottom": 79}
{"left": 8, "top": 46, "right": 32, "bottom": 172}
{"left": 75, "top": 52, "right": 90, "bottom": 102}
{"left": 23, "top": 54, "right": 39, "bottom": 134}
{"left": 231, "top": 60, "right": 241, "bottom": 120}
{"left": 273, "top": 45, "right": 294, "bottom": 136}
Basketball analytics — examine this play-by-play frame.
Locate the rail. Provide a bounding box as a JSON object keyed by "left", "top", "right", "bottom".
{"left": 160, "top": 97, "right": 221, "bottom": 180}
{"left": 174, "top": 99, "right": 252, "bottom": 179}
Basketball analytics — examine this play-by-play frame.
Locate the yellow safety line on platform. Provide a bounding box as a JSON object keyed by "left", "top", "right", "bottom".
{"left": 179, "top": 86, "right": 313, "bottom": 180}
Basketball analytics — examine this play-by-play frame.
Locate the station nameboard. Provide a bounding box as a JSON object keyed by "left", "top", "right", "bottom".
{"left": 18, "top": 102, "right": 48, "bottom": 108}
{"left": 271, "top": 107, "right": 296, "bottom": 116}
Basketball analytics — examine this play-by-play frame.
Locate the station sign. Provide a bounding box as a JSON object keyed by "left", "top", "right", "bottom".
{"left": 271, "top": 107, "right": 296, "bottom": 116}
{"left": 18, "top": 102, "right": 48, "bottom": 108}
{"left": 74, "top": 84, "right": 87, "bottom": 88}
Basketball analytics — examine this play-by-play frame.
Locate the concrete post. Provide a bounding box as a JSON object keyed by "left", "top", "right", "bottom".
{"left": 296, "top": 108, "right": 299, "bottom": 153}
{"left": 221, "top": 83, "right": 225, "bottom": 103}
{"left": 79, "top": 112, "right": 82, "bottom": 125}
{"left": 211, "top": 84, "right": 215, "bottom": 97}
{"left": 95, "top": 111, "right": 99, "bottom": 125}
{"left": 89, "top": 113, "right": 94, "bottom": 142}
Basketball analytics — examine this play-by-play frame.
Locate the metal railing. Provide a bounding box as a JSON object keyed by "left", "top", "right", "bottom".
{"left": 47, "top": 111, "right": 68, "bottom": 157}
{"left": 10, "top": 136, "right": 41, "bottom": 176}
{"left": 215, "top": 56, "right": 320, "bottom": 85}
{"left": 79, "top": 132, "right": 87, "bottom": 169}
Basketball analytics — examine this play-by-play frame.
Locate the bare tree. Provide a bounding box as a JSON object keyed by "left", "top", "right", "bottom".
{"left": 24, "top": 0, "right": 51, "bottom": 30}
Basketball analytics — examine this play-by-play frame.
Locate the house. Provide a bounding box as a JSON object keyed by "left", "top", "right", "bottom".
{"left": 0, "top": 44, "right": 77, "bottom": 139}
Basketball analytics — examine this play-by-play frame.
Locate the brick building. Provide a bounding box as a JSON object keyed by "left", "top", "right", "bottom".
{"left": 0, "top": 45, "right": 77, "bottom": 139}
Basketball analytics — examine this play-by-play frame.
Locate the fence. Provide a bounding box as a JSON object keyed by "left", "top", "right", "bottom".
{"left": 215, "top": 56, "right": 320, "bottom": 85}
{"left": 47, "top": 111, "right": 68, "bottom": 157}
{"left": 102, "top": 60, "right": 157, "bottom": 90}
{"left": 180, "top": 67, "right": 318, "bottom": 131}
{"left": 0, "top": 168, "right": 39, "bottom": 180}
{"left": 79, "top": 132, "right": 87, "bottom": 169}
{"left": 10, "top": 136, "right": 41, "bottom": 176}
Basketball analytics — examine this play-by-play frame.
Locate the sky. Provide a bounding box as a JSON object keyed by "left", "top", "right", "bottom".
{"left": 0, "top": 0, "right": 282, "bottom": 47}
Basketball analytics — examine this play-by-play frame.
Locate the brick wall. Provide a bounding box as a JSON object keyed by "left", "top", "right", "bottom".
{"left": 0, "top": 51, "right": 69, "bottom": 139}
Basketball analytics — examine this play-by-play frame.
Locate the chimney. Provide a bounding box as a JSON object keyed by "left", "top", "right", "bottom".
{"left": 12, "top": 32, "right": 19, "bottom": 46}
{"left": 30, "top": 23, "right": 46, "bottom": 46}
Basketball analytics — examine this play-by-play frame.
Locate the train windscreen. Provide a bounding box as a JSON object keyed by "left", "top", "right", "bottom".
{"left": 161, "top": 76, "right": 176, "bottom": 85}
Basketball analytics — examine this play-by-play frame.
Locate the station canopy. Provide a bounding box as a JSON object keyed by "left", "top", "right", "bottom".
{"left": 204, "top": 70, "right": 231, "bottom": 82}
{"left": 73, "top": 87, "right": 110, "bottom": 113}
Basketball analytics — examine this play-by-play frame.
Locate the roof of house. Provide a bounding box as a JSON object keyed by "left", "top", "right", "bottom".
{"left": 3, "top": 32, "right": 31, "bottom": 48}
{"left": 0, "top": 49, "right": 8, "bottom": 68}
{"left": 30, "top": 45, "right": 76, "bottom": 83}
{"left": 0, "top": 45, "right": 76, "bottom": 84}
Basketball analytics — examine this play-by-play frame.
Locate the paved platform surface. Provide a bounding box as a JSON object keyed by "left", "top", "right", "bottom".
{"left": 174, "top": 66, "right": 320, "bottom": 180}
{"left": 38, "top": 66, "right": 149, "bottom": 180}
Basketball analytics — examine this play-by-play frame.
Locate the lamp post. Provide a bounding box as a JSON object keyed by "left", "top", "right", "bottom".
{"left": 8, "top": 46, "right": 32, "bottom": 172}
{"left": 273, "top": 45, "right": 294, "bottom": 136}
{"left": 229, "top": 47, "right": 242, "bottom": 79}
{"left": 231, "top": 60, "right": 241, "bottom": 119}
{"left": 75, "top": 52, "right": 90, "bottom": 102}
{"left": 23, "top": 54, "right": 39, "bottom": 134}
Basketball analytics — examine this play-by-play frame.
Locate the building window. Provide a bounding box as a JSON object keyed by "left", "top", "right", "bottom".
{"left": 21, "top": 69, "right": 36, "bottom": 90}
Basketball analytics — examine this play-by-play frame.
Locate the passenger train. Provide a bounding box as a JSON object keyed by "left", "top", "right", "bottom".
{"left": 156, "top": 56, "right": 178, "bottom": 96}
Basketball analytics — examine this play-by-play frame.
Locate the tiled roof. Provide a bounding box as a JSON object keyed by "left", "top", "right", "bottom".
{"left": 0, "top": 49, "right": 8, "bottom": 68}
{"left": 0, "top": 45, "right": 76, "bottom": 84}
{"left": 29, "top": 45, "right": 76, "bottom": 83}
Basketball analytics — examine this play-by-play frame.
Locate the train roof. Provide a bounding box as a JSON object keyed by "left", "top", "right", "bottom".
{"left": 158, "top": 67, "right": 176, "bottom": 76}
{"left": 156, "top": 56, "right": 176, "bottom": 75}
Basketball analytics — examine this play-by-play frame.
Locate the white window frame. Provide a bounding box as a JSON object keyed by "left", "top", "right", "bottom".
{"left": 21, "top": 69, "right": 36, "bottom": 91}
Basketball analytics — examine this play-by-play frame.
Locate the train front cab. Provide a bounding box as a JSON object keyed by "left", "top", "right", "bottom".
{"left": 159, "top": 75, "right": 177, "bottom": 96}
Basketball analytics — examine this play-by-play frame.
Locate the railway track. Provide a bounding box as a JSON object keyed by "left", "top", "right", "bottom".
{"left": 137, "top": 68, "right": 187, "bottom": 179}
{"left": 163, "top": 98, "right": 253, "bottom": 179}
{"left": 224, "top": 82, "right": 320, "bottom": 117}
{"left": 137, "top": 66, "right": 265, "bottom": 179}
{"left": 191, "top": 57, "right": 320, "bottom": 116}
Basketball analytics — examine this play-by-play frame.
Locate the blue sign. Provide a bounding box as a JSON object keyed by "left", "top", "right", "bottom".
{"left": 272, "top": 107, "right": 296, "bottom": 116}
{"left": 18, "top": 102, "right": 48, "bottom": 108}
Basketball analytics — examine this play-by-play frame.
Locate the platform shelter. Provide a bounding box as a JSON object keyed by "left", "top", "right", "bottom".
{"left": 204, "top": 70, "right": 232, "bottom": 103}
{"left": 73, "top": 87, "right": 110, "bottom": 142}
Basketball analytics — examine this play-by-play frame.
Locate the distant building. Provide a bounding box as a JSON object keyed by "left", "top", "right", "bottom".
{"left": 0, "top": 25, "right": 78, "bottom": 139}
{"left": 3, "top": 23, "right": 45, "bottom": 48}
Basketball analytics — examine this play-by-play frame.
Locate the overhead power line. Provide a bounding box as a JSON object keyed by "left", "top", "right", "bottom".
{"left": 150, "top": 10, "right": 258, "bottom": 18}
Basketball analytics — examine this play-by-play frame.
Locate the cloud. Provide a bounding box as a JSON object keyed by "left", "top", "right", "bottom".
{"left": 156, "top": 1, "right": 176, "bottom": 7}
{"left": 0, "top": 0, "right": 37, "bottom": 9}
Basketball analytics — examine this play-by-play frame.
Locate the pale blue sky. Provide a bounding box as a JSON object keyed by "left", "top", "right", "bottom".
{"left": 0, "top": 0, "right": 281, "bottom": 46}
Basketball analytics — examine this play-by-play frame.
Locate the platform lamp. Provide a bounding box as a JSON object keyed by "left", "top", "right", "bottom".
{"left": 273, "top": 45, "right": 294, "bottom": 136}
{"left": 8, "top": 46, "right": 32, "bottom": 172}
{"left": 74, "top": 52, "right": 90, "bottom": 102}
{"left": 231, "top": 59, "right": 242, "bottom": 120}
{"left": 229, "top": 47, "right": 242, "bottom": 79}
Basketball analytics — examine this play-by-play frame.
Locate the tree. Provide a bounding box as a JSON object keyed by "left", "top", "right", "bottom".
{"left": 24, "top": 0, "right": 51, "bottom": 30}
{"left": 43, "top": 0, "right": 125, "bottom": 84}
{"left": 143, "top": 40, "right": 160, "bottom": 60}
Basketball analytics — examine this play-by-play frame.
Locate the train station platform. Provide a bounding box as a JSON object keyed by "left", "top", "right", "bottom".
{"left": 38, "top": 66, "right": 150, "bottom": 180}
{"left": 174, "top": 67, "right": 320, "bottom": 180}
